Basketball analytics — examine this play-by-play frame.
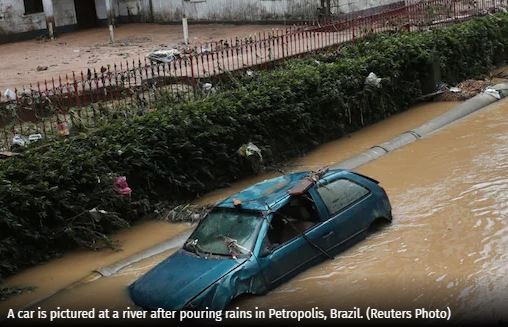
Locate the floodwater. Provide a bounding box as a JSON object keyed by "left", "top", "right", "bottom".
{"left": 1, "top": 97, "right": 507, "bottom": 323}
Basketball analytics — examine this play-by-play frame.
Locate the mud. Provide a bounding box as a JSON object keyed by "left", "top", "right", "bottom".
{"left": 0, "top": 23, "right": 284, "bottom": 93}
{"left": 1, "top": 95, "right": 507, "bottom": 323}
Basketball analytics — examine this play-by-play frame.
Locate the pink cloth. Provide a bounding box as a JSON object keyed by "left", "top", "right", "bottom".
{"left": 114, "top": 176, "right": 132, "bottom": 197}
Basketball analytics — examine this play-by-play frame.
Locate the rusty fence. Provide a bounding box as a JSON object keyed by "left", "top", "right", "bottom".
{"left": 0, "top": 0, "right": 506, "bottom": 150}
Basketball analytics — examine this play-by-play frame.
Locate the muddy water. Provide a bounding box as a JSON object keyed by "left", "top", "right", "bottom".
{"left": 0, "top": 221, "right": 191, "bottom": 314}
{"left": 235, "top": 98, "right": 508, "bottom": 322}
{"left": 2, "top": 98, "right": 507, "bottom": 322}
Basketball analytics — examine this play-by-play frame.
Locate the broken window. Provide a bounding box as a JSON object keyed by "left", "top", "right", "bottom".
{"left": 24, "top": 0, "right": 44, "bottom": 15}
{"left": 265, "top": 194, "right": 320, "bottom": 250}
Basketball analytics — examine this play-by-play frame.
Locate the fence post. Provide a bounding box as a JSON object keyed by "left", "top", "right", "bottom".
{"left": 189, "top": 55, "right": 197, "bottom": 93}
{"left": 73, "top": 72, "right": 80, "bottom": 108}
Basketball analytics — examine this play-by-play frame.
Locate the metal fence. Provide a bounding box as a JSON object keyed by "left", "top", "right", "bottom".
{"left": 0, "top": 0, "right": 506, "bottom": 150}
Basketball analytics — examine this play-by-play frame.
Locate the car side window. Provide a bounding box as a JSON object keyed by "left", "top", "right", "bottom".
{"left": 264, "top": 194, "right": 320, "bottom": 252}
{"left": 316, "top": 178, "right": 370, "bottom": 215}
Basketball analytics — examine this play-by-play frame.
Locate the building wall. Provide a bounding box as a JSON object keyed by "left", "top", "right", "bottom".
{"left": 53, "top": 0, "right": 77, "bottom": 27}
{"left": 150, "top": 0, "right": 320, "bottom": 22}
{"left": 0, "top": 0, "right": 404, "bottom": 42}
{"left": 0, "top": 0, "right": 47, "bottom": 34}
{"left": 147, "top": 0, "right": 404, "bottom": 23}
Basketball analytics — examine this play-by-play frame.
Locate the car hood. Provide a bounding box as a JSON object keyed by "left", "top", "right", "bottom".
{"left": 129, "top": 249, "right": 242, "bottom": 310}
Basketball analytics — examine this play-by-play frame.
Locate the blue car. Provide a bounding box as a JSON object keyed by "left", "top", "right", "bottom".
{"left": 129, "top": 168, "right": 392, "bottom": 310}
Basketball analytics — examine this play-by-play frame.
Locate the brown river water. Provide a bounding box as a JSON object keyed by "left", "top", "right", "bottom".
{"left": 1, "top": 95, "right": 507, "bottom": 323}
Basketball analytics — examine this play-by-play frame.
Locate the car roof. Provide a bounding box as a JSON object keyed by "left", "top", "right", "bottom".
{"left": 217, "top": 168, "right": 349, "bottom": 211}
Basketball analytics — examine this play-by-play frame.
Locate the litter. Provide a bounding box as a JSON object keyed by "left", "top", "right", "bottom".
{"left": 365, "top": 72, "right": 382, "bottom": 88}
{"left": 3, "top": 89, "right": 16, "bottom": 101}
{"left": 11, "top": 135, "right": 28, "bottom": 149}
{"left": 237, "top": 142, "right": 262, "bottom": 160}
{"left": 147, "top": 48, "right": 181, "bottom": 63}
{"left": 484, "top": 87, "right": 501, "bottom": 99}
{"left": 114, "top": 176, "right": 132, "bottom": 197}
{"left": 28, "top": 134, "right": 43, "bottom": 143}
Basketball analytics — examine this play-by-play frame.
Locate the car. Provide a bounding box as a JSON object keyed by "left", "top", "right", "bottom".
{"left": 128, "top": 168, "right": 392, "bottom": 311}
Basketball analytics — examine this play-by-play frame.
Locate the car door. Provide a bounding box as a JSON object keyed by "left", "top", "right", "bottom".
{"left": 259, "top": 232, "right": 319, "bottom": 287}
{"left": 314, "top": 177, "right": 372, "bottom": 253}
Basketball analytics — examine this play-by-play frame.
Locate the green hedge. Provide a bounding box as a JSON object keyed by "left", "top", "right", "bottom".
{"left": 1, "top": 14, "right": 507, "bottom": 280}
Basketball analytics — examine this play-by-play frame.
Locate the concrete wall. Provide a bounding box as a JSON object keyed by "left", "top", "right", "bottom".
{"left": 53, "top": 0, "right": 77, "bottom": 27}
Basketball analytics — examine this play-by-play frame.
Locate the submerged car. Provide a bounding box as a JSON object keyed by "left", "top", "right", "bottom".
{"left": 129, "top": 168, "right": 392, "bottom": 310}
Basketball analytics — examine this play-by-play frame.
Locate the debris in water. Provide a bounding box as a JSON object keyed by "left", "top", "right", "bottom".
{"left": 435, "top": 79, "right": 491, "bottom": 101}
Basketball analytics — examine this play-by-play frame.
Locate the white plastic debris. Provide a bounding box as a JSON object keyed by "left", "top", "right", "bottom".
{"left": 3, "top": 89, "right": 16, "bottom": 100}
{"left": 484, "top": 87, "right": 501, "bottom": 99}
{"left": 12, "top": 135, "right": 28, "bottom": 148}
{"left": 202, "top": 83, "right": 213, "bottom": 91}
{"left": 147, "top": 48, "right": 181, "bottom": 63}
{"left": 28, "top": 134, "right": 43, "bottom": 143}
{"left": 201, "top": 45, "right": 212, "bottom": 54}
{"left": 449, "top": 87, "right": 462, "bottom": 93}
{"left": 365, "top": 72, "right": 382, "bottom": 88}
{"left": 246, "top": 70, "right": 255, "bottom": 77}
{"left": 11, "top": 133, "right": 44, "bottom": 149}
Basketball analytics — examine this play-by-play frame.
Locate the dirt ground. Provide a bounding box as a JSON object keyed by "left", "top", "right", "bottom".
{"left": 0, "top": 23, "right": 284, "bottom": 97}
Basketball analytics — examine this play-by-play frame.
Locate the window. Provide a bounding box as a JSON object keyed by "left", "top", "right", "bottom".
{"left": 24, "top": 0, "right": 44, "bottom": 15}
{"left": 264, "top": 194, "right": 320, "bottom": 250}
{"left": 317, "top": 179, "right": 369, "bottom": 215}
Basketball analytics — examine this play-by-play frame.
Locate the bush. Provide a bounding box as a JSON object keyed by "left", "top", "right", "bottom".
{"left": 1, "top": 14, "right": 507, "bottom": 280}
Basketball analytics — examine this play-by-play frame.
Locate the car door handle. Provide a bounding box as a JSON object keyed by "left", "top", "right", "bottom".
{"left": 322, "top": 231, "right": 335, "bottom": 239}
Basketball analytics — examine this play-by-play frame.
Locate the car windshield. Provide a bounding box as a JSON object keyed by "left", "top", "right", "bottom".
{"left": 185, "top": 209, "right": 263, "bottom": 257}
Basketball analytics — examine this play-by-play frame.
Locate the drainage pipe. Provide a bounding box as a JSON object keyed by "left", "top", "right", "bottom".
{"left": 333, "top": 83, "right": 508, "bottom": 170}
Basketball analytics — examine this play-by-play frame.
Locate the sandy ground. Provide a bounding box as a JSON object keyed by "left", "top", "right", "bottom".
{"left": 0, "top": 23, "right": 284, "bottom": 96}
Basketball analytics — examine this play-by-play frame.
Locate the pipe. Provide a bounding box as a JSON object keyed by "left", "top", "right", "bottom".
{"left": 333, "top": 83, "right": 508, "bottom": 170}
{"left": 95, "top": 229, "right": 193, "bottom": 277}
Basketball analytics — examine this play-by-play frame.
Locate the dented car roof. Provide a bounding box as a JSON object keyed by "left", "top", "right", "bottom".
{"left": 217, "top": 169, "right": 344, "bottom": 211}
